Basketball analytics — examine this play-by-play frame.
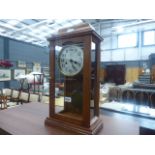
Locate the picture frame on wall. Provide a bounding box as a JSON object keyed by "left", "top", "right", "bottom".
{"left": 17, "top": 60, "right": 26, "bottom": 68}
{"left": 14, "top": 69, "right": 26, "bottom": 79}
{"left": 0, "top": 69, "right": 11, "bottom": 81}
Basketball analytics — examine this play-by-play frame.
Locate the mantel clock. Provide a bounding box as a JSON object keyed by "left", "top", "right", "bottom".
{"left": 45, "top": 23, "right": 103, "bottom": 134}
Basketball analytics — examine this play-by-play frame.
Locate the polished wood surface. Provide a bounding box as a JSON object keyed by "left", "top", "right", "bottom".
{"left": 0, "top": 102, "right": 139, "bottom": 135}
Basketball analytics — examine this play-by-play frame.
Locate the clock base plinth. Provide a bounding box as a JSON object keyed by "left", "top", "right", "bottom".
{"left": 45, "top": 117, "right": 103, "bottom": 135}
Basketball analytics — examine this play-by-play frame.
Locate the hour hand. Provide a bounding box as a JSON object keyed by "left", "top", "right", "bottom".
{"left": 70, "top": 59, "right": 80, "bottom": 66}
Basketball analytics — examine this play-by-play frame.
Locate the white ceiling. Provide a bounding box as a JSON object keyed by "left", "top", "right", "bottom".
{"left": 0, "top": 19, "right": 83, "bottom": 47}
{"left": 0, "top": 19, "right": 154, "bottom": 48}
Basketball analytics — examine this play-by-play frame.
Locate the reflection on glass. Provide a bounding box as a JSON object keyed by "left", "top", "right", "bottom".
{"left": 55, "top": 46, "right": 65, "bottom": 113}
{"left": 90, "top": 41, "right": 96, "bottom": 121}
{"left": 54, "top": 42, "right": 83, "bottom": 121}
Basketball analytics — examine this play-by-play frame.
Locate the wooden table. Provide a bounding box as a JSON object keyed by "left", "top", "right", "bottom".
{"left": 0, "top": 102, "right": 139, "bottom": 135}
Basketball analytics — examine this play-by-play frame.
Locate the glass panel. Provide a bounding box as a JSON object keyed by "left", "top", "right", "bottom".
{"left": 143, "top": 31, "right": 155, "bottom": 45}
{"left": 90, "top": 41, "right": 96, "bottom": 120}
{"left": 55, "top": 45, "right": 65, "bottom": 114}
{"left": 118, "top": 33, "right": 137, "bottom": 48}
{"left": 54, "top": 41, "right": 84, "bottom": 121}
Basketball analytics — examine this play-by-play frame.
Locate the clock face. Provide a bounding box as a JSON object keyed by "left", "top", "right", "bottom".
{"left": 58, "top": 45, "right": 83, "bottom": 76}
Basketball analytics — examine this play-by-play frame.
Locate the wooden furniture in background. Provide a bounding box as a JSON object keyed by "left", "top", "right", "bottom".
{"left": 100, "top": 68, "right": 105, "bottom": 83}
{"left": 150, "top": 93, "right": 155, "bottom": 109}
{"left": 105, "top": 65, "right": 126, "bottom": 85}
{"left": 29, "top": 93, "right": 40, "bottom": 102}
{"left": 2, "top": 88, "right": 12, "bottom": 100}
{"left": 9, "top": 90, "right": 21, "bottom": 104}
{"left": 0, "top": 95, "right": 8, "bottom": 110}
{"left": 18, "top": 91, "right": 30, "bottom": 104}
{"left": 41, "top": 95, "right": 49, "bottom": 104}
{"left": 100, "top": 66, "right": 142, "bottom": 84}
{"left": 122, "top": 90, "right": 135, "bottom": 103}
{"left": 149, "top": 54, "right": 155, "bottom": 83}
{"left": 126, "top": 67, "right": 141, "bottom": 83}
{"left": 108, "top": 86, "right": 155, "bottom": 108}
{"left": 151, "top": 65, "right": 155, "bottom": 83}
{"left": 29, "top": 73, "right": 44, "bottom": 94}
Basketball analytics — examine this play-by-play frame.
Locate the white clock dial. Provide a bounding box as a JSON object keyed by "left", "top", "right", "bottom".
{"left": 58, "top": 45, "right": 83, "bottom": 76}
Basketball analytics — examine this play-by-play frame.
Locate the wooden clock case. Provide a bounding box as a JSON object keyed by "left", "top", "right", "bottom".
{"left": 45, "top": 23, "right": 103, "bottom": 134}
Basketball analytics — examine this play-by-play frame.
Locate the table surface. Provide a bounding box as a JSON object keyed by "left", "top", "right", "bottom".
{"left": 0, "top": 102, "right": 139, "bottom": 135}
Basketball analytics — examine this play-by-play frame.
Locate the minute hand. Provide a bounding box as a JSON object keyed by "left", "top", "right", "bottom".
{"left": 70, "top": 59, "right": 81, "bottom": 66}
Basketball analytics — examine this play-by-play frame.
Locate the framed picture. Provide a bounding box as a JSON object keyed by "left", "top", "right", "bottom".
{"left": 14, "top": 69, "right": 26, "bottom": 79}
{"left": 0, "top": 69, "right": 11, "bottom": 81}
{"left": 17, "top": 60, "right": 26, "bottom": 68}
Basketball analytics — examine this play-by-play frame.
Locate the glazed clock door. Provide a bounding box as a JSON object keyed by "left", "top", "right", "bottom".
{"left": 90, "top": 40, "right": 100, "bottom": 123}
{"left": 54, "top": 40, "right": 84, "bottom": 124}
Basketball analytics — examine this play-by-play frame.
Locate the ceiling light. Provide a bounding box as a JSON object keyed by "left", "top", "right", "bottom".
{"left": 116, "top": 26, "right": 124, "bottom": 33}
{"left": 7, "top": 19, "right": 21, "bottom": 26}
{"left": 46, "top": 20, "right": 55, "bottom": 25}
{"left": 55, "top": 19, "right": 67, "bottom": 24}
{"left": 0, "top": 27, "right": 5, "bottom": 32}
{"left": 62, "top": 22, "right": 72, "bottom": 28}
{"left": 71, "top": 19, "right": 82, "bottom": 25}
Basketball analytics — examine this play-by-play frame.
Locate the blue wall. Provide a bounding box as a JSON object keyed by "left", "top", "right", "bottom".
{"left": 9, "top": 40, "right": 49, "bottom": 64}
{"left": 0, "top": 37, "right": 4, "bottom": 58}
{"left": 0, "top": 36, "right": 49, "bottom": 89}
{"left": 0, "top": 37, "right": 4, "bottom": 88}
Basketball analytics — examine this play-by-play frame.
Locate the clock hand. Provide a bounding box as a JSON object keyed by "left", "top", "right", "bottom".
{"left": 71, "top": 63, "right": 77, "bottom": 71}
{"left": 70, "top": 59, "right": 81, "bottom": 66}
{"left": 69, "top": 59, "right": 77, "bottom": 70}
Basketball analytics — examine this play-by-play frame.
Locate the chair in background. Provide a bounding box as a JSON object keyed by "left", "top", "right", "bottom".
{"left": 150, "top": 93, "right": 155, "bottom": 109}
{"left": 135, "top": 91, "right": 149, "bottom": 107}
{"left": 0, "top": 95, "right": 8, "bottom": 110}
{"left": 141, "top": 92, "right": 150, "bottom": 107}
{"left": 135, "top": 91, "right": 143, "bottom": 106}
{"left": 29, "top": 93, "right": 40, "bottom": 102}
{"left": 121, "top": 90, "right": 135, "bottom": 104}
{"left": 115, "top": 87, "right": 122, "bottom": 102}
{"left": 40, "top": 95, "right": 49, "bottom": 104}
{"left": 9, "top": 90, "right": 21, "bottom": 104}
{"left": 108, "top": 87, "right": 117, "bottom": 101}
{"left": 0, "top": 89, "right": 3, "bottom": 95}
{"left": 18, "top": 91, "right": 30, "bottom": 104}
{"left": 2, "top": 88, "right": 12, "bottom": 100}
